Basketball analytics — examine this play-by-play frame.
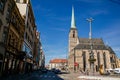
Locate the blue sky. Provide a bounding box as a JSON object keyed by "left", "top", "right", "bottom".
{"left": 31, "top": 0, "right": 120, "bottom": 65}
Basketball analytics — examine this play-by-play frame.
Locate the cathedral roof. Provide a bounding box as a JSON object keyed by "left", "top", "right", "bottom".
{"left": 75, "top": 38, "right": 116, "bottom": 54}
{"left": 107, "top": 46, "right": 115, "bottom": 54}
{"left": 79, "top": 38, "right": 104, "bottom": 45}
{"left": 75, "top": 38, "right": 108, "bottom": 50}
{"left": 75, "top": 44, "right": 108, "bottom": 50}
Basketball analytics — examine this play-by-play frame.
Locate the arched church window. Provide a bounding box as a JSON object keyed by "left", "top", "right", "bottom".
{"left": 73, "top": 30, "right": 75, "bottom": 38}
{"left": 110, "top": 57, "right": 113, "bottom": 63}
{"left": 82, "top": 51, "right": 86, "bottom": 71}
{"left": 97, "top": 52, "right": 100, "bottom": 70}
{"left": 103, "top": 52, "right": 107, "bottom": 69}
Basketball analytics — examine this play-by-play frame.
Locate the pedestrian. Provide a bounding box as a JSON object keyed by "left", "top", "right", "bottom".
{"left": 86, "top": 69, "right": 89, "bottom": 75}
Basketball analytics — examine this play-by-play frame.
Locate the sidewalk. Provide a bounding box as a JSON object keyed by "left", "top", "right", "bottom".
{"left": 58, "top": 71, "right": 120, "bottom": 80}
{"left": 78, "top": 75, "right": 120, "bottom": 80}
{"left": 78, "top": 72, "right": 120, "bottom": 80}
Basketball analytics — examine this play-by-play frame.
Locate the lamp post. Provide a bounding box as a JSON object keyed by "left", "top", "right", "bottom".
{"left": 87, "top": 18, "right": 96, "bottom": 75}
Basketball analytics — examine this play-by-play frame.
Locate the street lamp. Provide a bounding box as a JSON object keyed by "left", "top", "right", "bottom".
{"left": 87, "top": 17, "right": 96, "bottom": 75}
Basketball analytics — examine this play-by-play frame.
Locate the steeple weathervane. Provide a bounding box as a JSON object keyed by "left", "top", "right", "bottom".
{"left": 71, "top": 6, "right": 76, "bottom": 28}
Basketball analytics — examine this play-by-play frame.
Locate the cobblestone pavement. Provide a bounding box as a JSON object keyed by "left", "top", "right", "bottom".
{"left": 78, "top": 76, "right": 120, "bottom": 80}
{"left": 58, "top": 71, "right": 120, "bottom": 80}
{"left": 1, "top": 70, "right": 120, "bottom": 80}
{"left": 58, "top": 72, "right": 80, "bottom": 80}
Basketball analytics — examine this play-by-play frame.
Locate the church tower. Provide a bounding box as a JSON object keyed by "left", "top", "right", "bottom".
{"left": 69, "top": 6, "right": 79, "bottom": 52}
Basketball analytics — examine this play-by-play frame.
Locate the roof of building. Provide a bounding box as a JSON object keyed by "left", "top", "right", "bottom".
{"left": 75, "top": 44, "right": 108, "bottom": 50}
{"left": 74, "top": 38, "right": 107, "bottom": 50}
{"left": 79, "top": 38, "right": 104, "bottom": 45}
{"left": 49, "top": 59, "right": 67, "bottom": 63}
{"left": 74, "top": 38, "right": 115, "bottom": 54}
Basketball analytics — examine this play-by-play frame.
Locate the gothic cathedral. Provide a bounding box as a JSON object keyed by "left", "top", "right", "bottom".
{"left": 68, "top": 6, "right": 119, "bottom": 72}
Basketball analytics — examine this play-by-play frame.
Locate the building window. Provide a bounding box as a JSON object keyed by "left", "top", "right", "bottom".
{"left": 0, "top": 1, "right": 4, "bottom": 11}
{"left": 97, "top": 52, "right": 100, "bottom": 71}
{"left": 103, "top": 52, "right": 107, "bottom": 69}
{"left": 110, "top": 57, "right": 113, "bottom": 63}
{"left": 82, "top": 51, "right": 86, "bottom": 71}
{"left": 0, "top": 19, "right": 2, "bottom": 31}
{"left": 6, "top": 4, "right": 12, "bottom": 23}
{"left": 0, "top": 0, "right": 7, "bottom": 13}
{"left": 73, "top": 31, "right": 75, "bottom": 38}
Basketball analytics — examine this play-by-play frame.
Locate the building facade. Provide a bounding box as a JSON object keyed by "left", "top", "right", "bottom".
{"left": 39, "top": 50, "right": 45, "bottom": 69}
{"left": 49, "top": 59, "right": 67, "bottom": 70}
{"left": 0, "top": 0, "right": 25, "bottom": 75}
{"left": 68, "top": 6, "right": 119, "bottom": 73}
{"left": 118, "top": 59, "right": 120, "bottom": 68}
{"left": 33, "top": 31, "right": 45, "bottom": 70}
{"left": 0, "top": 0, "right": 45, "bottom": 76}
{"left": 0, "top": 0, "right": 10, "bottom": 76}
{"left": 15, "top": 0, "right": 37, "bottom": 73}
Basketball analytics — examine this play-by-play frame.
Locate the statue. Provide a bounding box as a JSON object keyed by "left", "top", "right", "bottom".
{"left": 99, "top": 64, "right": 104, "bottom": 75}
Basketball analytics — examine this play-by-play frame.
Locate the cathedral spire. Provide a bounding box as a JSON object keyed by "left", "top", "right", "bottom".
{"left": 71, "top": 6, "right": 76, "bottom": 28}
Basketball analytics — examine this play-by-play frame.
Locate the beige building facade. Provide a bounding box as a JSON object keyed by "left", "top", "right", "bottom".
{"left": 68, "top": 7, "right": 119, "bottom": 72}
{"left": 119, "top": 59, "right": 120, "bottom": 68}
{"left": 0, "top": 0, "right": 45, "bottom": 76}
{"left": 49, "top": 59, "right": 67, "bottom": 70}
{"left": 15, "top": 0, "right": 37, "bottom": 72}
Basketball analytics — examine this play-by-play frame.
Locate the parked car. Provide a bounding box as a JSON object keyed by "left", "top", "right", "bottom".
{"left": 41, "top": 68, "right": 48, "bottom": 73}
{"left": 106, "top": 68, "right": 114, "bottom": 74}
{"left": 113, "top": 68, "right": 120, "bottom": 74}
{"left": 51, "top": 68, "right": 61, "bottom": 74}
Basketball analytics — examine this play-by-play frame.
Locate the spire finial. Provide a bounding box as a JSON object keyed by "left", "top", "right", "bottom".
{"left": 71, "top": 6, "right": 76, "bottom": 28}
